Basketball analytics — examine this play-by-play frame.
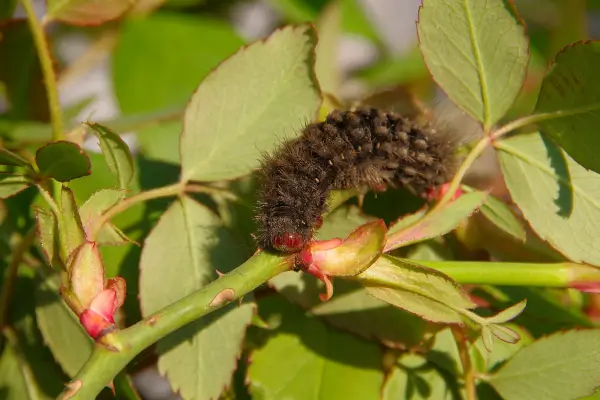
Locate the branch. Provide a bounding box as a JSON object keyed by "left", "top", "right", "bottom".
{"left": 418, "top": 260, "right": 600, "bottom": 290}
{"left": 20, "top": 0, "right": 63, "bottom": 141}
{"left": 57, "top": 251, "right": 290, "bottom": 400}
{"left": 451, "top": 326, "right": 477, "bottom": 400}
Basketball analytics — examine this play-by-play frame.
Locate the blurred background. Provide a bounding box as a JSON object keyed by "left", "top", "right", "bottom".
{"left": 2, "top": 0, "right": 596, "bottom": 398}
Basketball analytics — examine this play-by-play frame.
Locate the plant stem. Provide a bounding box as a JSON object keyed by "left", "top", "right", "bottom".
{"left": 451, "top": 326, "right": 477, "bottom": 400}
{"left": 90, "top": 182, "right": 243, "bottom": 240}
{"left": 58, "top": 251, "right": 290, "bottom": 400}
{"left": 0, "top": 228, "right": 37, "bottom": 329}
{"left": 90, "top": 182, "right": 185, "bottom": 239}
{"left": 414, "top": 259, "right": 600, "bottom": 288}
{"left": 20, "top": 0, "right": 63, "bottom": 141}
{"left": 434, "top": 111, "right": 568, "bottom": 210}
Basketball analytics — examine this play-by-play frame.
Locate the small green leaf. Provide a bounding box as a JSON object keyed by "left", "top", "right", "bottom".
{"left": 35, "top": 206, "right": 58, "bottom": 266}
{"left": 68, "top": 242, "right": 105, "bottom": 309}
{"left": 139, "top": 196, "right": 252, "bottom": 400}
{"left": 535, "top": 42, "right": 600, "bottom": 174}
{"left": 486, "top": 299, "right": 527, "bottom": 324}
{"left": 417, "top": 0, "right": 529, "bottom": 127}
{"left": 79, "top": 189, "right": 131, "bottom": 246}
{"left": 481, "top": 325, "right": 495, "bottom": 352}
{"left": 59, "top": 186, "right": 86, "bottom": 262}
{"left": 180, "top": 24, "right": 321, "bottom": 182}
{"left": 46, "top": 0, "right": 132, "bottom": 25}
{"left": 497, "top": 132, "right": 600, "bottom": 266}
{"left": 488, "top": 324, "right": 520, "bottom": 344}
{"left": 0, "top": 147, "right": 30, "bottom": 167}
{"left": 490, "top": 329, "right": 600, "bottom": 400}
{"left": 248, "top": 296, "right": 384, "bottom": 400}
{"left": 479, "top": 192, "right": 526, "bottom": 242}
{"left": 85, "top": 123, "right": 134, "bottom": 190}
{"left": 385, "top": 191, "right": 486, "bottom": 252}
{"left": 0, "top": 173, "right": 31, "bottom": 198}
{"left": 359, "top": 255, "right": 476, "bottom": 324}
{"left": 35, "top": 141, "right": 91, "bottom": 183}
{"left": 35, "top": 272, "right": 93, "bottom": 377}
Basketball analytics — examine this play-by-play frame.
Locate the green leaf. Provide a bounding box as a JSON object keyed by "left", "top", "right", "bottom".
{"left": 135, "top": 121, "right": 182, "bottom": 165}
{"left": 35, "top": 206, "right": 58, "bottom": 265}
{"left": 139, "top": 196, "right": 252, "bottom": 400}
{"left": 382, "top": 354, "right": 456, "bottom": 400}
{"left": 314, "top": 1, "right": 341, "bottom": 95}
{"left": 385, "top": 191, "right": 486, "bottom": 252}
{"left": 0, "top": 173, "right": 31, "bottom": 199}
{"left": 478, "top": 192, "right": 526, "bottom": 242}
{"left": 0, "top": 147, "right": 31, "bottom": 167}
{"left": 46, "top": 0, "right": 132, "bottom": 26}
{"left": 417, "top": 0, "right": 529, "bottom": 127}
{"left": 247, "top": 296, "right": 384, "bottom": 400}
{"left": 113, "top": 13, "right": 244, "bottom": 114}
{"left": 489, "top": 329, "right": 600, "bottom": 400}
{"left": 485, "top": 299, "right": 527, "bottom": 324}
{"left": 496, "top": 132, "right": 600, "bottom": 266}
{"left": 535, "top": 42, "right": 600, "bottom": 174}
{"left": 180, "top": 24, "right": 321, "bottom": 182}
{"left": 85, "top": 123, "right": 134, "bottom": 190}
{"left": 359, "top": 255, "right": 476, "bottom": 324}
{"left": 35, "top": 272, "right": 93, "bottom": 377}
{"left": 79, "top": 189, "right": 131, "bottom": 246}
{"left": 35, "top": 141, "right": 91, "bottom": 183}
{"left": 0, "top": 337, "right": 30, "bottom": 400}
{"left": 58, "top": 186, "right": 86, "bottom": 262}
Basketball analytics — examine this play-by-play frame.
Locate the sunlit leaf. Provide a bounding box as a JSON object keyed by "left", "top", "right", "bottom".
{"left": 358, "top": 256, "right": 475, "bottom": 324}
{"left": 490, "top": 329, "right": 600, "bottom": 400}
{"left": 497, "top": 132, "right": 600, "bottom": 266}
{"left": 535, "top": 42, "right": 600, "bottom": 174}
{"left": 180, "top": 24, "right": 321, "bottom": 182}
{"left": 35, "top": 206, "right": 58, "bottom": 265}
{"left": 79, "top": 189, "right": 131, "bottom": 246}
{"left": 85, "top": 123, "right": 134, "bottom": 190}
{"left": 417, "top": 0, "right": 529, "bottom": 127}
{"left": 58, "top": 186, "right": 86, "bottom": 262}
{"left": 314, "top": 1, "right": 341, "bottom": 95}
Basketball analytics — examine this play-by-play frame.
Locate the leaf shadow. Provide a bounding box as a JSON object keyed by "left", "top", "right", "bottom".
{"left": 542, "top": 135, "right": 573, "bottom": 217}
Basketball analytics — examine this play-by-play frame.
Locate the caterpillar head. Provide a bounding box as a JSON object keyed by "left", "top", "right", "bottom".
{"left": 264, "top": 214, "right": 311, "bottom": 253}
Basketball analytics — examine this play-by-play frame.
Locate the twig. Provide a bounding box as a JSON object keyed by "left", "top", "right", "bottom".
{"left": 451, "top": 326, "right": 477, "bottom": 400}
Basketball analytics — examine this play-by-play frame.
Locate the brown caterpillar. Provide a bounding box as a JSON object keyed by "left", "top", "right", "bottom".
{"left": 254, "top": 107, "right": 459, "bottom": 253}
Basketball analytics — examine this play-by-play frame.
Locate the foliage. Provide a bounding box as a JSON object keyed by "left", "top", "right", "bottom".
{"left": 1, "top": 1, "right": 600, "bottom": 400}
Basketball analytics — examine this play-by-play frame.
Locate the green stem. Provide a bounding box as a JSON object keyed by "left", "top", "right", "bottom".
{"left": 58, "top": 251, "right": 290, "bottom": 400}
{"left": 434, "top": 111, "right": 566, "bottom": 211}
{"left": 20, "top": 0, "right": 63, "bottom": 141}
{"left": 451, "top": 326, "right": 477, "bottom": 400}
{"left": 415, "top": 260, "right": 600, "bottom": 288}
{"left": 0, "top": 228, "right": 37, "bottom": 329}
{"left": 91, "top": 182, "right": 244, "bottom": 240}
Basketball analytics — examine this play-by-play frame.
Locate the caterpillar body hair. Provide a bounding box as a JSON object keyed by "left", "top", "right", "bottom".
{"left": 254, "top": 107, "right": 460, "bottom": 254}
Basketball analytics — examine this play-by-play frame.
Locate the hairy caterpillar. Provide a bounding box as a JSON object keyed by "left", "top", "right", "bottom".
{"left": 254, "top": 107, "right": 459, "bottom": 254}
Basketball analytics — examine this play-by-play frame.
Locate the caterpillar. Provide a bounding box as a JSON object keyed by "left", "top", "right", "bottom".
{"left": 254, "top": 107, "right": 459, "bottom": 254}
